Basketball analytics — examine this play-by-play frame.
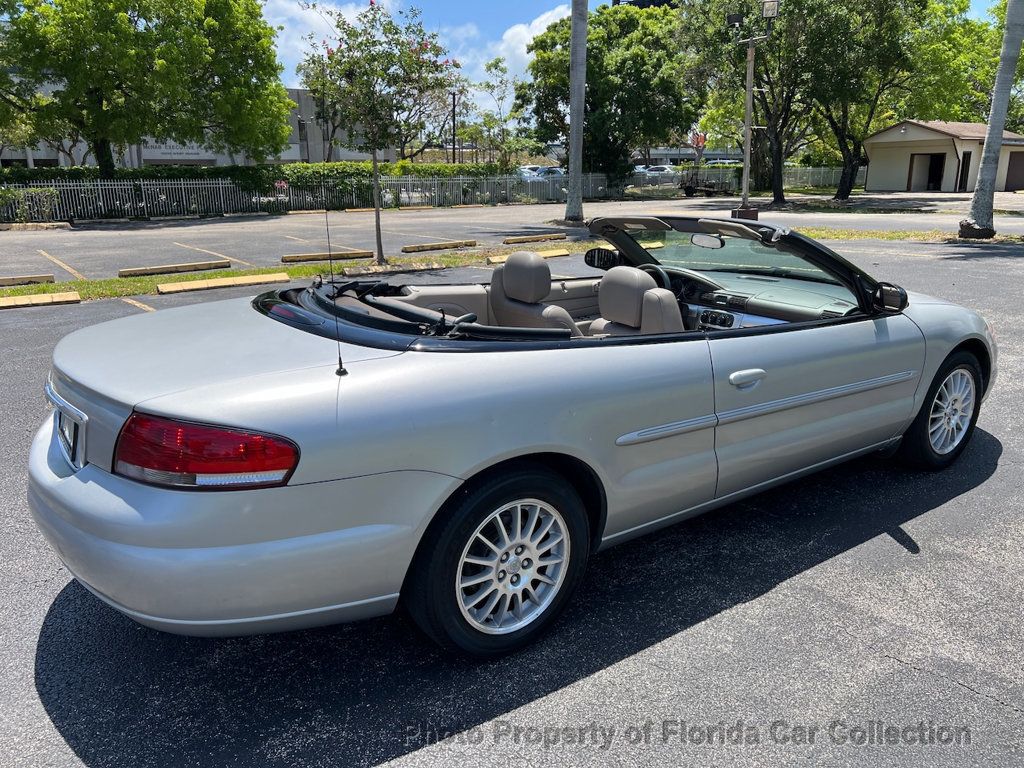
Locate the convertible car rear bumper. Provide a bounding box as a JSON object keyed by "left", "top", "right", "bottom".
{"left": 27, "top": 414, "right": 460, "bottom": 636}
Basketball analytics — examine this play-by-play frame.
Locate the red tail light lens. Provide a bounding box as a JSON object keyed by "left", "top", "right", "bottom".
{"left": 114, "top": 413, "right": 299, "bottom": 490}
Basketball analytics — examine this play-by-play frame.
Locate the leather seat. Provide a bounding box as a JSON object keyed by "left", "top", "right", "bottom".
{"left": 489, "top": 251, "right": 582, "bottom": 336}
{"left": 589, "top": 266, "right": 685, "bottom": 336}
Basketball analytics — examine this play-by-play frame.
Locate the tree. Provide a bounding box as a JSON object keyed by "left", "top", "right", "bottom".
{"left": 305, "top": 3, "right": 458, "bottom": 264}
{"left": 2, "top": 0, "right": 293, "bottom": 177}
{"left": 682, "top": 0, "right": 818, "bottom": 204}
{"left": 803, "top": 0, "right": 929, "bottom": 200}
{"left": 518, "top": 3, "right": 702, "bottom": 182}
{"left": 565, "top": 0, "right": 588, "bottom": 222}
{"left": 476, "top": 58, "right": 537, "bottom": 169}
{"left": 961, "top": 0, "right": 1024, "bottom": 237}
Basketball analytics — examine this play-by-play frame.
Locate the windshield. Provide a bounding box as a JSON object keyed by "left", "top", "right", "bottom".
{"left": 627, "top": 228, "right": 840, "bottom": 284}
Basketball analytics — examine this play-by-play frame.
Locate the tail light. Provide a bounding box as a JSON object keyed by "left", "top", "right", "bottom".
{"left": 114, "top": 413, "right": 299, "bottom": 490}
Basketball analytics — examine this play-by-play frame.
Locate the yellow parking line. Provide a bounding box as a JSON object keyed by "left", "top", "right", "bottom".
{"left": 121, "top": 297, "right": 155, "bottom": 312}
{"left": 173, "top": 242, "right": 254, "bottom": 267}
{"left": 37, "top": 250, "right": 86, "bottom": 280}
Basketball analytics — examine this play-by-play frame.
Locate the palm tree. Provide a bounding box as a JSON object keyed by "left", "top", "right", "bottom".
{"left": 564, "top": 0, "right": 588, "bottom": 222}
{"left": 960, "top": 0, "right": 1024, "bottom": 238}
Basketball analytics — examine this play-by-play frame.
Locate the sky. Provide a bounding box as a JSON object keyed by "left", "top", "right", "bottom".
{"left": 266, "top": 0, "right": 996, "bottom": 90}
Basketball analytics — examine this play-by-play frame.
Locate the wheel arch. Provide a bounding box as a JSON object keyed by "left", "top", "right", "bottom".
{"left": 407, "top": 453, "right": 608, "bottom": 580}
{"left": 951, "top": 337, "right": 991, "bottom": 391}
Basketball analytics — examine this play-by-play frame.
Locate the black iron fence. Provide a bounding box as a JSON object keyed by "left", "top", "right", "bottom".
{"left": 0, "top": 168, "right": 860, "bottom": 223}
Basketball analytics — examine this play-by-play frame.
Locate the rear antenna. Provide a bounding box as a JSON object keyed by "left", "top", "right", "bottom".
{"left": 319, "top": 52, "right": 346, "bottom": 376}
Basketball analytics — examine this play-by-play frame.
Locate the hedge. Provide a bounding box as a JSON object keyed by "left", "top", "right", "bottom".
{"left": 0, "top": 160, "right": 510, "bottom": 188}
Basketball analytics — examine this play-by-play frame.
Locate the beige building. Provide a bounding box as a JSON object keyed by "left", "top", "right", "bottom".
{"left": 863, "top": 120, "right": 1024, "bottom": 193}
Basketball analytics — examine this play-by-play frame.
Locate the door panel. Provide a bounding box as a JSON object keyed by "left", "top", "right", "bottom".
{"left": 710, "top": 316, "right": 926, "bottom": 497}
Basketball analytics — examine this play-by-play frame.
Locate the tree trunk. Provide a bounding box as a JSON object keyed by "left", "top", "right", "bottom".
{"left": 92, "top": 137, "right": 117, "bottom": 179}
{"left": 564, "top": 0, "right": 588, "bottom": 222}
{"left": 371, "top": 148, "right": 386, "bottom": 265}
{"left": 961, "top": 0, "right": 1024, "bottom": 237}
{"left": 834, "top": 155, "right": 860, "bottom": 201}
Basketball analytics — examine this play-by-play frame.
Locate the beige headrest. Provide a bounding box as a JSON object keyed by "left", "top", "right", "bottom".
{"left": 598, "top": 266, "right": 657, "bottom": 328}
{"left": 501, "top": 251, "right": 551, "bottom": 304}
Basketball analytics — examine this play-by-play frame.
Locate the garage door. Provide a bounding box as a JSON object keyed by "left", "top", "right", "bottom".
{"left": 1006, "top": 152, "right": 1024, "bottom": 191}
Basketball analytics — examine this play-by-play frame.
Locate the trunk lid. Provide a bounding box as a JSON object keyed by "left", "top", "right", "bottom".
{"left": 48, "top": 296, "right": 400, "bottom": 472}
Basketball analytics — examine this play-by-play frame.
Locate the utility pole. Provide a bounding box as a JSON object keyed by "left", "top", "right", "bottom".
{"left": 451, "top": 90, "right": 457, "bottom": 165}
{"left": 729, "top": 0, "right": 778, "bottom": 221}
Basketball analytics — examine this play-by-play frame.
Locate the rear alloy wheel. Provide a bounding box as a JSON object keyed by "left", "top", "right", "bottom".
{"left": 405, "top": 467, "right": 589, "bottom": 656}
{"left": 898, "top": 351, "right": 983, "bottom": 470}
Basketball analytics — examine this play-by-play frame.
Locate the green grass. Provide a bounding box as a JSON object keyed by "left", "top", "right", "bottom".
{"left": 796, "top": 226, "right": 1024, "bottom": 244}
{"left": 0, "top": 240, "right": 602, "bottom": 301}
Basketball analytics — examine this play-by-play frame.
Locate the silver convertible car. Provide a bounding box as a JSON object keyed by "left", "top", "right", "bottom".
{"left": 29, "top": 215, "right": 996, "bottom": 656}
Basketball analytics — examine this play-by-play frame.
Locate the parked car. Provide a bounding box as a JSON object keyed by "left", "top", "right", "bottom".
{"left": 535, "top": 166, "right": 566, "bottom": 177}
{"left": 633, "top": 164, "right": 648, "bottom": 173}
{"left": 644, "top": 164, "right": 678, "bottom": 174}
{"left": 515, "top": 167, "right": 539, "bottom": 180}
{"left": 29, "top": 215, "right": 996, "bottom": 656}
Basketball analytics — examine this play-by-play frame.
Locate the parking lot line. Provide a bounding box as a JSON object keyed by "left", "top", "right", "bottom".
{"left": 172, "top": 242, "right": 254, "bottom": 267}
{"left": 120, "top": 297, "right": 155, "bottom": 312}
{"left": 284, "top": 235, "right": 310, "bottom": 243}
{"left": 37, "top": 250, "right": 86, "bottom": 280}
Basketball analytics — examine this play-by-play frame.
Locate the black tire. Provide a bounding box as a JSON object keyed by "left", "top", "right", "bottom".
{"left": 897, "top": 351, "right": 983, "bottom": 470}
{"left": 404, "top": 465, "right": 590, "bottom": 657}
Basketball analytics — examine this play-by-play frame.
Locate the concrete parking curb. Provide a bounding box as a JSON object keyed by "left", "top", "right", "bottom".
{"left": 0, "top": 222, "right": 70, "bottom": 231}
{"left": 0, "top": 274, "right": 55, "bottom": 287}
{"left": 118, "top": 260, "right": 231, "bottom": 278}
{"left": 343, "top": 262, "right": 442, "bottom": 276}
{"left": 281, "top": 250, "right": 373, "bottom": 263}
{"left": 0, "top": 291, "right": 80, "bottom": 309}
{"left": 502, "top": 233, "right": 567, "bottom": 244}
{"left": 156, "top": 273, "right": 290, "bottom": 295}
{"left": 486, "top": 247, "right": 571, "bottom": 265}
{"left": 401, "top": 240, "right": 477, "bottom": 253}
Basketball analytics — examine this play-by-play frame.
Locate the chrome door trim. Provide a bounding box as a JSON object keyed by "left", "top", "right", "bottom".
{"left": 616, "top": 414, "right": 718, "bottom": 446}
{"left": 716, "top": 370, "right": 917, "bottom": 426}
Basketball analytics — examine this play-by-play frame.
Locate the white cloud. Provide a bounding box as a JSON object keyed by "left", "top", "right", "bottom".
{"left": 267, "top": 1, "right": 569, "bottom": 101}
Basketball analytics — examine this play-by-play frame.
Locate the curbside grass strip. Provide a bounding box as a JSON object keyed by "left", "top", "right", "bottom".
{"left": 401, "top": 240, "right": 477, "bottom": 253}
{"left": 282, "top": 250, "right": 373, "bottom": 263}
{"left": 118, "top": 260, "right": 231, "bottom": 278}
{"left": 502, "top": 233, "right": 567, "bottom": 245}
{"left": 0, "top": 291, "right": 80, "bottom": 309}
{"left": 0, "top": 273, "right": 55, "bottom": 287}
{"left": 157, "top": 272, "right": 291, "bottom": 295}
{"left": 0, "top": 222, "right": 71, "bottom": 231}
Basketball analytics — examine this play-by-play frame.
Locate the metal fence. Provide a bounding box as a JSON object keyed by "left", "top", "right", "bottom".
{"left": 0, "top": 167, "right": 863, "bottom": 223}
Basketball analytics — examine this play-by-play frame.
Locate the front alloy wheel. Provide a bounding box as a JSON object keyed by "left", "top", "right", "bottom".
{"left": 898, "top": 351, "right": 983, "bottom": 470}
{"left": 405, "top": 466, "right": 589, "bottom": 656}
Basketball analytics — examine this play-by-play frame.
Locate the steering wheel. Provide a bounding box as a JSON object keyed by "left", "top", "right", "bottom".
{"left": 637, "top": 263, "right": 672, "bottom": 290}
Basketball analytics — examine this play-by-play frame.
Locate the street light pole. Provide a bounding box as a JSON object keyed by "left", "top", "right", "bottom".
{"left": 730, "top": 0, "right": 778, "bottom": 221}
{"left": 740, "top": 38, "right": 755, "bottom": 211}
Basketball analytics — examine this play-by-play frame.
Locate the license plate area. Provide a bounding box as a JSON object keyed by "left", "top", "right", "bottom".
{"left": 45, "top": 379, "right": 88, "bottom": 470}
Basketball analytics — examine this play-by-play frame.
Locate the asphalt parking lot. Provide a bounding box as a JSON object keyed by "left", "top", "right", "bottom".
{"left": 1, "top": 234, "right": 1022, "bottom": 766}
{"left": 4, "top": 195, "right": 1024, "bottom": 282}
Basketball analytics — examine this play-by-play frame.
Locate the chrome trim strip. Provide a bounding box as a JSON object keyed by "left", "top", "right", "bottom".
{"left": 44, "top": 377, "right": 88, "bottom": 470}
{"left": 616, "top": 414, "right": 718, "bottom": 446}
{"left": 717, "top": 370, "right": 916, "bottom": 425}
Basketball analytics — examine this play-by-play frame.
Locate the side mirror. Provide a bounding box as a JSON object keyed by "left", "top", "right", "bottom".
{"left": 584, "top": 247, "right": 623, "bottom": 271}
{"left": 873, "top": 282, "right": 909, "bottom": 313}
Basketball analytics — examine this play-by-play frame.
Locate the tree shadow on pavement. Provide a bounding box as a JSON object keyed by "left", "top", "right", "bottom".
{"left": 35, "top": 430, "right": 1002, "bottom": 768}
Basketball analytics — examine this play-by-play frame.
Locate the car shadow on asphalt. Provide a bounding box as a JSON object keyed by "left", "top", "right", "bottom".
{"left": 34, "top": 430, "right": 1002, "bottom": 768}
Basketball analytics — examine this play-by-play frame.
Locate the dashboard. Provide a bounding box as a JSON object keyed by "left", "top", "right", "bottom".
{"left": 665, "top": 270, "right": 861, "bottom": 331}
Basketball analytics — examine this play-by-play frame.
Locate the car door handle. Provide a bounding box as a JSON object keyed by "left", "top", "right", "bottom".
{"left": 728, "top": 368, "right": 767, "bottom": 389}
